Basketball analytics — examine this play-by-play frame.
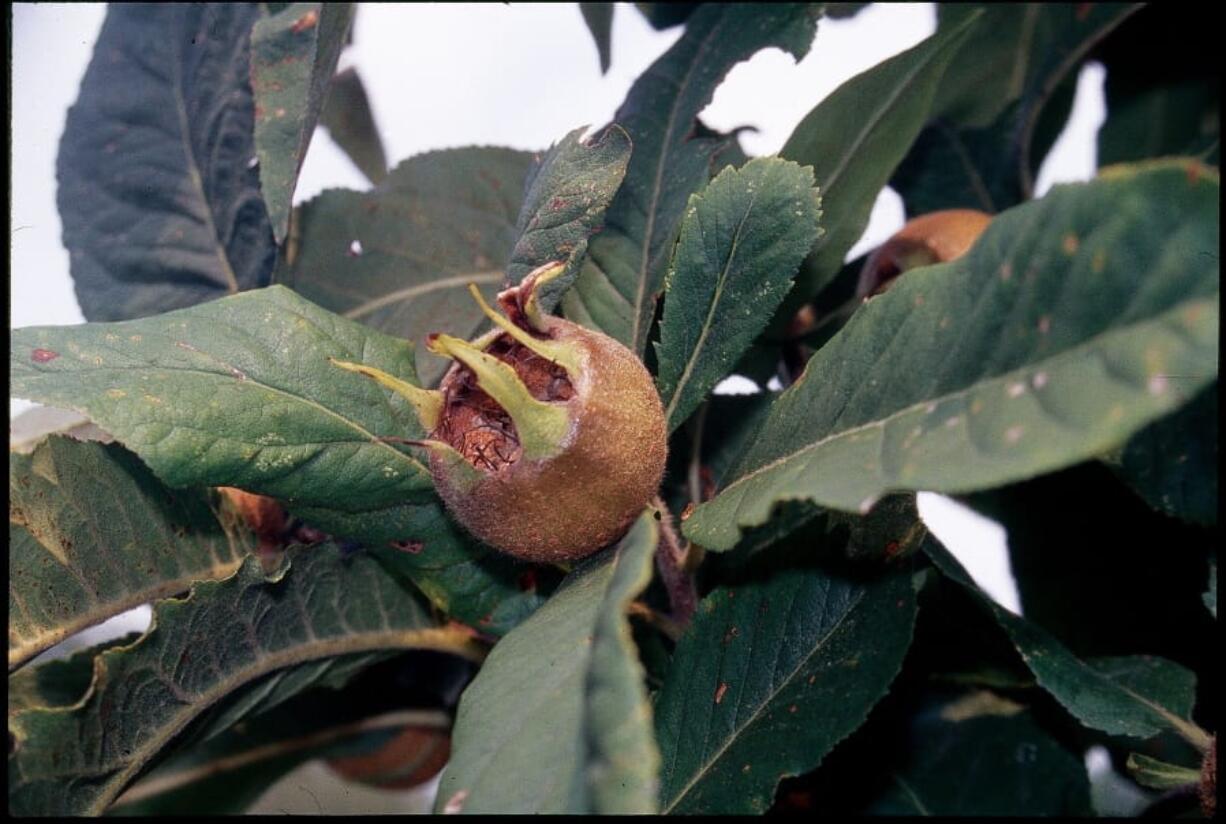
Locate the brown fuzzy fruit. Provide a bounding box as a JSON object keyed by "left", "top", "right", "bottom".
{"left": 856, "top": 208, "right": 993, "bottom": 299}
{"left": 331, "top": 263, "right": 667, "bottom": 564}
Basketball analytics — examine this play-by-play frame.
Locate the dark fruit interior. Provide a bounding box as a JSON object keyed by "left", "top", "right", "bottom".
{"left": 433, "top": 334, "right": 574, "bottom": 472}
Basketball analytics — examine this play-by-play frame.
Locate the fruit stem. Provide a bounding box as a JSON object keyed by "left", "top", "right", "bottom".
{"left": 328, "top": 358, "right": 442, "bottom": 431}
{"left": 653, "top": 497, "right": 697, "bottom": 630}
{"left": 425, "top": 333, "right": 571, "bottom": 461}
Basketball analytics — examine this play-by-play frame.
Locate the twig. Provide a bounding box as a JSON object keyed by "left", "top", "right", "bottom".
{"left": 652, "top": 496, "right": 697, "bottom": 631}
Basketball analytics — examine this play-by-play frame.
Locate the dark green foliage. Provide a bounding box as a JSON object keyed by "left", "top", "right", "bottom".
{"left": 11, "top": 3, "right": 1217, "bottom": 816}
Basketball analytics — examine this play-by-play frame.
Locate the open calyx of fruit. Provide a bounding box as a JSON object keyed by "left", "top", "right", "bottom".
{"left": 331, "top": 262, "right": 668, "bottom": 564}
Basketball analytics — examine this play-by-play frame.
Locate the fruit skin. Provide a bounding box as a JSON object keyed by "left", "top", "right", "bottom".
{"left": 327, "top": 723, "right": 451, "bottom": 790}
{"left": 429, "top": 314, "right": 668, "bottom": 564}
{"left": 856, "top": 208, "right": 992, "bottom": 299}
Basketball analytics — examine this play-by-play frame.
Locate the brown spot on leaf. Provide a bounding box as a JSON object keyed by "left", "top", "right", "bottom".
{"left": 714, "top": 682, "right": 729, "bottom": 704}
{"left": 31, "top": 348, "right": 59, "bottom": 363}
{"left": 722, "top": 626, "right": 740, "bottom": 645}
{"left": 389, "top": 539, "right": 424, "bottom": 554}
{"left": 290, "top": 9, "right": 319, "bottom": 33}
{"left": 680, "top": 502, "right": 695, "bottom": 521}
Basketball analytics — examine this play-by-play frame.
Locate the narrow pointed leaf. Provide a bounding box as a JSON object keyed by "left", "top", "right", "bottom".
{"left": 579, "top": 3, "right": 614, "bottom": 74}
{"left": 11, "top": 285, "right": 435, "bottom": 511}
{"left": 655, "top": 157, "right": 821, "bottom": 432}
{"left": 654, "top": 523, "right": 919, "bottom": 814}
{"left": 318, "top": 66, "right": 388, "bottom": 185}
{"left": 9, "top": 437, "right": 250, "bottom": 671}
{"left": 7, "top": 546, "right": 483, "bottom": 816}
{"left": 685, "top": 160, "right": 1219, "bottom": 550}
{"left": 1126, "top": 753, "right": 1203, "bottom": 791}
{"left": 563, "top": 3, "right": 821, "bottom": 353}
{"left": 506, "top": 125, "right": 632, "bottom": 314}
{"left": 924, "top": 537, "right": 1207, "bottom": 746}
{"left": 891, "top": 4, "right": 1140, "bottom": 215}
{"left": 275, "top": 148, "right": 532, "bottom": 386}
{"left": 776, "top": 16, "right": 975, "bottom": 314}
{"left": 250, "top": 3, "right": 356, "bottom": 243}
{"left": 435, "top": 511, "right": 660, "bottom": 814}
{"left": 57, "top": 4, "right": 276, "bottom": 322}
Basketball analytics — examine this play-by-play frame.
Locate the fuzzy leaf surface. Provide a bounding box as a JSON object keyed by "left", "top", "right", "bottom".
{"left": 7, "top": 546, "right": 481, "bottom": 816}
{"left": 435, "top": 512, "right": 660, "bottom": 814}
{"left": 318, "top": 66, "right": 388, "bottom": 185}
{"left": 924, "top": 538, "right": 1206, "bottom": 746}
{"left": 56, "top": 4, "right": 276, "bottom": 322}
{"left": 655, "top": 158, "right": 821, "bottom": 432}
{"left": 684, "top": 161, "right": 1219, "bottom": 550}
{"left": 562, "top": 3, "right": 820, "bottom": 353}
{"left": 777, "top": 15, "right": 975, "bottom": 313}
{"left": 506, "top": 125, "right": 632, "bottom": 311}
{"left": 11, "top": 285, "right": 434, "bottom": 510}
{"left": 250, "top": 3, "right": 355, "bottom": 243}
{"left": 9, "top": 437, "right": 249, "bottom": 670}
{"left": 654, "top": 524, "right": 919, "bottom": 814}
{"left": 275, "top": 148, "right": 532, "bottom": 386}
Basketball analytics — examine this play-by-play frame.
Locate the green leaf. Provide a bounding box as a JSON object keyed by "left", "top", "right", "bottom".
{"left": 291, "top": 497, "right": 549, "bottom": 637}
{"left": 963, "top": 463, "right": 1217, "bottom": 667}
{"left": 9, "top": 634, "right": 141, "bottom": 717}
{"left": 866, "top": 706, "right": 1092, "bottom": 815}
{"left": 684, "top": 160, "right": 1219, "bottom": 550}
{"left": 1096, "top": 5, "right": 1220, "bottom": 168}
{"left": 108, "top": 652, "right": 461, "bottom": 814}
{"left": 891, "top": 4, "right": 1141, "bottom": 215}
{"left": 250, "top": 3, "right": 355, "bottom": 243}
{"left": 9, "top": 437, "right": 250, "bottom": 670}
{"left": 7, "top": 546, "right": 482, "bottom": 816}
{"left": 776, "top": 15, "right": 976, "bottom": 317}
{"left": 434, "top": 511, "right": 660, "bottom": 814}
{"left": 579, "top": 3, "right": 614, "bottom": 74}
{"left": 318, "top": 66, "right": 389, "bottom": 185}
{"left": 1108, "top": 384, "right": 1217, "bottom": 526}
{"left": 923, "top": 537, "right": 1209, "bottom": 747}
{"left": 8, "top": 289, "right": 540, "bottom": 637}
{"left": 56, "top": 5, "right": 276, "bottom": 322}
{"left": 275, "top": 147, "right": 532, "bottom": 386}
{"left": 11, "top": 285, "right": 434, "bottom": 511}
{"left": 654, "top": 523, "right": 919, "bottom": 814}
{"left": 506, "top": 125, "right": 632, "bottom": 311}
{"left": 563, "top": 3, "right": 820, "bottom": 354}
{"left": 1126, "top": 752, "right": 1202, "bottom": 791}
{"left": 655, "top": 158, "right": 821, "bottom": 432}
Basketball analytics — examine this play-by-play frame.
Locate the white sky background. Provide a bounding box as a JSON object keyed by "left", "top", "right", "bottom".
{"left": 11, "top": 2, "right": 1115, "bottom": 658}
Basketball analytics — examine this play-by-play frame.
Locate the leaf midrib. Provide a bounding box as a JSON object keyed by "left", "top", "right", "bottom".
{"left": 661, "top": 586, "right": 867, "bottom": 813}
{"left": 171, "top": 9, "right": 241, "bottom": 295}
{"left": 662, "top": 184, "right": 760, "bottom": 427}
{"left": 707, "top": 294, "right": 1217, "bottom": 510}
{"left": 64, "top": 627, "right": 478, "bottom": 814}
{"left": 630, "top": 16, "right": 725, "bottom": 354}
{"left": 14, "top": 362, "right": 430, "bottom": 478}
{"left": 343, "top": 270, "right": 504, "bottom": 319}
